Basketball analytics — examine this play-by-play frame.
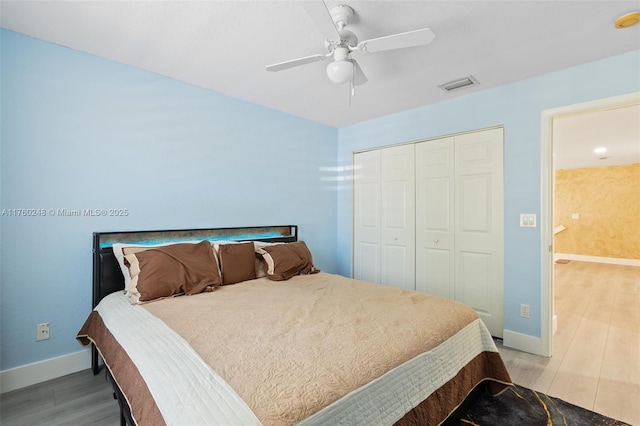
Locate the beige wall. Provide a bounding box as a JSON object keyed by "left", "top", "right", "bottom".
{"left": 555, "top": 163, "right": 640, "bottom": 260}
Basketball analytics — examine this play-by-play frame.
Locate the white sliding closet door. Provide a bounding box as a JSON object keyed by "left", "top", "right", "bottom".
{"left": 354, "top": 128, "right": 503, "bottom": 337}
{"left": 415, "top": 137, "right": 455, "bottom": 298}
{"left": 353, "top": 150, "right": 381, "bottom": 284}
{"left": 353, "top": 145, "right": 415, "bottom": 290}
{"left": 380, "top": 145, "right": 415, "bottom": 290}
{"left": 414, "top": 128, "right": 504, "bottom": 337}
{"left": 455, "top": 128, "right": 504, "bottom": 337}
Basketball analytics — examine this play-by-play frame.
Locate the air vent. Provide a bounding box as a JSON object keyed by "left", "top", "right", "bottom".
{"left": 438, "top": 75, "right": 479, "bottom": 92}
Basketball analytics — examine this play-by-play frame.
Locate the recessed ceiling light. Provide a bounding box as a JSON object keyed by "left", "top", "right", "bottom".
{"left": 594, "top": 147, "right": 607, "bottom": 154}
{"left": 615, "top": 11, "right": 640, "bottom": 29}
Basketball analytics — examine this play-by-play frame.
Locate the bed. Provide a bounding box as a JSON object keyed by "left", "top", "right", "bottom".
{"left": 77, "top": 225, "right": 511, "bottom": 425}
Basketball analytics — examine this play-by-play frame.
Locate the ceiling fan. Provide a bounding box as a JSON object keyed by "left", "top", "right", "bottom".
{"left": 265, "top": 2, "right": 436, "bottom": 96}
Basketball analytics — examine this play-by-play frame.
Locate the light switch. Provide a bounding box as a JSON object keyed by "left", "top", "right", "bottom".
{"left": 520, "top": 213, "right": 537, "bottom": 228}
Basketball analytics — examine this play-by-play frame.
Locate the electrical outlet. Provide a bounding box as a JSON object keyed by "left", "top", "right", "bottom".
{"left": 520, "top": 304, "right": 530, "bottom": 318}
{"left": 36, "top": 323, "right": 50, "bottom": 341}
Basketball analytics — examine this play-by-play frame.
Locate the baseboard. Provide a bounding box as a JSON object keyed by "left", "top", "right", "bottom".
{"left": 0, "top": 349, "right": 91, "bottom": 394}
{"left": 554, "top": 253, "right": 640, "bottom": 267}
{"left": 503, "top": 329, "right": 544, "bottom": 356}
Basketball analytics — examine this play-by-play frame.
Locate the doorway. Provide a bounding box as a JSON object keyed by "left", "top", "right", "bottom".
{"left": 540, "top": 92, "right": 640, "bottom": 357}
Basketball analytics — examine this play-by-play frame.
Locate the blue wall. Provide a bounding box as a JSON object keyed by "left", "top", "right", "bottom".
{"left": 336, "top": 50, "right": 640, "bottom": 339}
{"left": 0, "top": 30, "right": 337, "bottom": 370}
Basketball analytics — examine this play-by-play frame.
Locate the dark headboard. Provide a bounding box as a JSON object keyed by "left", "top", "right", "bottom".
{"left": 92, "top": 225, "right": 298, "bottom": 308}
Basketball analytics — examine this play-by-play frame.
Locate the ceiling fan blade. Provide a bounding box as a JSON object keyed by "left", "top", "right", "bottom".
{"left": 357, "top": 28, "right": 435, "bottom": 53}
{"left": 266, "top": 54, "right": 327, "bottom": 72}
{"left": 300, "top": 1, "right": 340, "bottom": 41}
{"left": 352, "top": 60, "right": 368, "bottom": 86}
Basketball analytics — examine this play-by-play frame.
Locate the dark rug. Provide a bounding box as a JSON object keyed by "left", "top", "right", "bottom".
{"left": 447, "top": 384, "right": 632, "bottom": 426}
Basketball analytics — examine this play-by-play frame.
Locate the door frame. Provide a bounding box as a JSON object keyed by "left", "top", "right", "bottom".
{"left": 539, "top": 92, "right": 640, "bottom": 357}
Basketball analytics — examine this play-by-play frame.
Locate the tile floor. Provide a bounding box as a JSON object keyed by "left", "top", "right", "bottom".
{"left": 497, "top": 261, "right": 640, "bottom": 425}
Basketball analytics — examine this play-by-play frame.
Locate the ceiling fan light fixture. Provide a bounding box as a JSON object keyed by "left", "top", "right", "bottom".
{"left": 438, "top": 75, "right": 479, "bottom": 92}
{"left": 326, "top": 59, "right": 354, "bottom": 84}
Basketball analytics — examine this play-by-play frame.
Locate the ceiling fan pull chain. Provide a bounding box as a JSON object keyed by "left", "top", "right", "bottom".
{"left": 351, "top": 65, "right": 356, "bottom": 97}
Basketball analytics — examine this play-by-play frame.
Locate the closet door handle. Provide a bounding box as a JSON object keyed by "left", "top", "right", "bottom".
{"left": 434, "top": 239, "right": 439, "bottom": 244}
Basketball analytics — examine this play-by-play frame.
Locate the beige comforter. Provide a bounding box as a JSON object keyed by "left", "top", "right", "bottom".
{"left": 142, "top": 272, "right": 482, "bottom": 425}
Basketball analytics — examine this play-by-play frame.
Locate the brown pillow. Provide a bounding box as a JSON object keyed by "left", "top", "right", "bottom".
{"left": 256, "top": 241, "right": 319, "bottom": 281}
{"left": 124, "top": 241, "right": 221, "bottom": 303}
{"left": 218, "top": 242, "right": 257, "bottom": 285}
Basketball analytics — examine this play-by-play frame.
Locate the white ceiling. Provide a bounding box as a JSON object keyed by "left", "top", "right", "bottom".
{"left": 554, "top": 104, "right": 640, "bottom": 170}
{"left": 2, "top": 0, "right": 640, "bottom": 129}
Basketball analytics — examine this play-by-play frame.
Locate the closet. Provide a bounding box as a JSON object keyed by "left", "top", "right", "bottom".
{"left": 353, "top": 128, "right": 504, "bottom": 337}
{"left": 353, "top": 144, "right": 415, "bottom": 290}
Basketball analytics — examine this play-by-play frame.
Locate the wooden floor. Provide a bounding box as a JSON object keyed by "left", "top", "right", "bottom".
{"left": 2, "top": 260, "right": 638, "bottom": 425}
{"left": 498, "top": 260, "right": 640, "bottom": 426}
{"left": 0, "top": 368, "right": 120, "bottom": 426}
